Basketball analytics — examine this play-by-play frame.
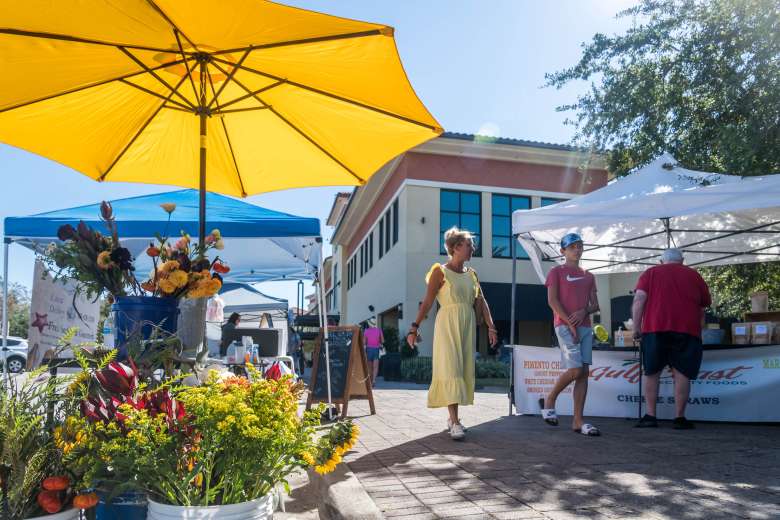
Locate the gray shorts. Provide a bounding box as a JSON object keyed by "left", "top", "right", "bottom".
{"left": 554, "top": 325, "right": 594, "bottom": 369}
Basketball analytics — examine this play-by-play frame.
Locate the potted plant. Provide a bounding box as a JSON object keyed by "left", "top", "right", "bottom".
{"left": 63, "top": 360, "right": 356, "bottom": 520}
{"left": 379, "top": 327, "right": 403, "bottom": 381}
{"left": 0, "top": 368, "right": 98, "bottom": 520}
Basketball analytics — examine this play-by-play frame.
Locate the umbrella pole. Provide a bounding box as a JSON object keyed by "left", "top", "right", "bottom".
{"left": 198, "top": 59, "right": 208, "bottom": 253}
{"left": 509, "top": 234, "right": 517, "bottom": 416}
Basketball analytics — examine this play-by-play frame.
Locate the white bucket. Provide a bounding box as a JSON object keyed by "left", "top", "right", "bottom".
{"left": 147, "top": 495, "right": 273, "bottom": 520}
{"left": 26, "top": 508, "right": 80, "bottom": 520}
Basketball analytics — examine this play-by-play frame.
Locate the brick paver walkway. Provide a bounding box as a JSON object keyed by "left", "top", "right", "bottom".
{"left": 342, "top": 382, "right": 780, "bottom": 519}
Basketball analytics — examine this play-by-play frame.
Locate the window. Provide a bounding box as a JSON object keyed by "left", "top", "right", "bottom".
{"left": 440, "top": 189, "right": 481, "bottom": 256}
{"left": 392, "top": 199, "right": 399, "bottom": 245}
{"left": 379, "top": 221, "right": 384, "bottom": 258}
{"left": 332, "top": 263, "right": 339, "bottom": 308}
{"left": 360, "top": 244, "right": 364, "bottom": 277}
{"left": 369, "top": 233, "right": 374, "bottom": 269}
{"left": 492, "top": 194, "right": 530, "bottom": 258}
{"left": 541, "top": 197, "right": 565, "bottom": 207}
{"left": 384, "top": 210, "right": 391, "bottom": 252}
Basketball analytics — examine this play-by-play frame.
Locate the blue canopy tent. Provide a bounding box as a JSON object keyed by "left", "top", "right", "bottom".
{"left": 3, "top": 189, "right": 322, "bottom": 283}
{"left": 2, "top": 189, "right": 335, "bottom": 407}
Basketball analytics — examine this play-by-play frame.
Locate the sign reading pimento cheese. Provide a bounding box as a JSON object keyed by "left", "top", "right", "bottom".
{"left": 513, "top": 345, "right": 780, "bottom": 422}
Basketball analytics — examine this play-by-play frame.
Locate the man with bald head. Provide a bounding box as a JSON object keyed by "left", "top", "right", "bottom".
{"left": 631, "top": 248, "right": 712, "bottom": 429}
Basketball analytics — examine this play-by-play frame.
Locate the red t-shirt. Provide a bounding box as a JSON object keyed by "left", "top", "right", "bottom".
{"left": 545, "top": 265, "right": 596, "bottom": 328}
{"left": 635, "top": 263, "right": 711, "bottom": 338}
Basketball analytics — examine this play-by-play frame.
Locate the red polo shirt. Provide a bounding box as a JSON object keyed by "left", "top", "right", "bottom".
{"left": 635, "top": 263, "right": 711, "bottom": 338}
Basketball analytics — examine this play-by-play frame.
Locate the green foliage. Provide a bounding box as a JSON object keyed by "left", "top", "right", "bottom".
{"left": 0, "top": 369, "right": 68, "bottom": 518}
{"left": 546, "top": 0, "right": 780, "bottom": 177}
{"left": 700, "top": 263, "right": 780, "bottom": 318}
{"left": 401, "top": 340, "right": 419, "bottom": 359}
{"left": 399, "top": 357, "right": 510, "bottom": 383}
{"left": 0, "top": 278, "right": 30, "bottom": 338}
{"left": 400, "top": 356, "right": 432, "bottom": 383}
{"left": 382, "top": 327, "right": 400, "bottom": 353}
{"left": 475, "top": 359, "right": 510, "bottom": 379}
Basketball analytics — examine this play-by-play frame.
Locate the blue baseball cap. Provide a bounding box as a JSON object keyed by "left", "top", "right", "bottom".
{"left": 560, "top": 233, "right": 583, "bottom": 249}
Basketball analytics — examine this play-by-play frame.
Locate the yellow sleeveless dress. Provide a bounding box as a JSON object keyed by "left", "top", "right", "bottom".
{"left": 426, "top": 263, "right": 479, "bottom": 408}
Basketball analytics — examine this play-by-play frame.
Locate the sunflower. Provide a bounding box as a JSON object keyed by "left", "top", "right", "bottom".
{"left": 96, "top": 250, "right": 113, "bottom": 270}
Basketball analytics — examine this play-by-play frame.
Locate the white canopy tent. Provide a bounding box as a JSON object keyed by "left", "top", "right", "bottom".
{"left": 206, "top": 283, "right": 290, "bottom": 356}
{"left": 506, "top": 153, "right": 780, "bottom": 415}
{"left": 513, "top": 153, "right": 780, "bottom": 281}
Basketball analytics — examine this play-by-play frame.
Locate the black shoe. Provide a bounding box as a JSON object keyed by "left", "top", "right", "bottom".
{"left": 635, "top": 414, "right": 658, "bottom": 428}
{"left": 673, "top": 417, "right": 695, "bottom": 430}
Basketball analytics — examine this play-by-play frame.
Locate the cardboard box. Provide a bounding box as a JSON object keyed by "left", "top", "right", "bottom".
{"left": 613, "top": 330, "right": 636, "bottom": 347}
{"left": 751, "top": 322, "right": 779, "bottom": 345}
{"left": 731, "top": 323, "right": 751, "bottom": 345}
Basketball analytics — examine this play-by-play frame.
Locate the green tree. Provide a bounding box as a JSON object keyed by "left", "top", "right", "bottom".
{"left": 0, "top": 278, "right": 31, "bottom": 338}
{"left": 547, "top": 0, "right": 780, "bottom": 318}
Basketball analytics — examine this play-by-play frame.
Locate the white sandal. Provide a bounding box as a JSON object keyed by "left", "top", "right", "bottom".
{"left": 538, "top": 398, "right": 558, "bottom": 426}
{"left": 574, "top": 423, "right": 601, "bottom": 436}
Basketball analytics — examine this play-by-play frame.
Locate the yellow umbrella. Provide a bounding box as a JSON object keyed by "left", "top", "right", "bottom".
{"left": 0, "top": 0, "right": 442, "bottom": 241}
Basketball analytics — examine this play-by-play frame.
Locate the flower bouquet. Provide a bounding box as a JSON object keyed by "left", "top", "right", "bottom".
{"left": 43, "top": 201, "right": 226, "bottom": 354}
{"left": 44, "top": 201, "right": 140, "bottom": 307}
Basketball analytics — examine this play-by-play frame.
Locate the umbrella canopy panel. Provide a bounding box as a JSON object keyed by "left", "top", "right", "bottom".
{"left": 3, "top": 189, "right": 322, "bottom": 282}
{"left": 0, "top": 0, "right": 442, "bottom": 196}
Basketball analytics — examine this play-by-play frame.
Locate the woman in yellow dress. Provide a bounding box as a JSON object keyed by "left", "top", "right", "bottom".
{"left": 406, "top": 227, "right": 498, "bottom": 440}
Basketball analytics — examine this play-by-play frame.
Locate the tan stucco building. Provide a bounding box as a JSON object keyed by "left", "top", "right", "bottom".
{"left": 327, "top": 133, "right": 638, "bottom": 355}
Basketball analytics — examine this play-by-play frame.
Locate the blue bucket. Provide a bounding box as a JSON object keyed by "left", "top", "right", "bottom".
{"left": 112, "top": 296, "right": 179, "bottom": 357}
{"left": 96, "top": 491, "right": 147, "bottom": 520}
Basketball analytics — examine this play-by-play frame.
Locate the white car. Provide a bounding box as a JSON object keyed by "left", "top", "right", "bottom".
{"left": 1, "top": 336, "right": 28, "bottom": 373}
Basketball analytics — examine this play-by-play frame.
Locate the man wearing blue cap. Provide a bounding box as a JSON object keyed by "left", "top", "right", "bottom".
{"left": 540, "top": 232, "right": 601, "bottom": 436}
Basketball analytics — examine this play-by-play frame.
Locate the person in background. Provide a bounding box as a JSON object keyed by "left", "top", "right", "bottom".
{"left": 407, "top": 227, "right": 498, "bottom": 441}
{"left": 541, "top": 232, "right": 601, "bottom": 436}
{"left": 632, "top": 248, "right": 711, "bottom": 429}
{"left": 220, "top": 312, "right": 240, "bottom": 357}
{"left": 363, "top": 320, "right": 384, "bottom": 386}
{"left": 288, "top": 326, "right": 304, "bottom": 375}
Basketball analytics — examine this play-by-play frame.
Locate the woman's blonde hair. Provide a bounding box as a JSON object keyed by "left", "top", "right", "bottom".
{"left": 443, "top": 227, "right": 474, "bottom": 256}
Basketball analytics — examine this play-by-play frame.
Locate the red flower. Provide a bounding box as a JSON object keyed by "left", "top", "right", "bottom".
{"left": 94, "top": 360, "right": 138, "bottom": 397}
{"left": 42, "top": 476, "right": 70, "bottom": 491}
{"left": 37, "top": 490, "right": 63, "bottom": 514}
{"left": 212, "top": 261, "right": 230, "bottom": 274}
{"left": 147, "top": 245, "right": 161, "bottom": 257}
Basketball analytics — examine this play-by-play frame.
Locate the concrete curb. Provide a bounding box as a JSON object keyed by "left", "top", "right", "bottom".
{"left": 307, "top": 466, "right": 383, "bottom": 520}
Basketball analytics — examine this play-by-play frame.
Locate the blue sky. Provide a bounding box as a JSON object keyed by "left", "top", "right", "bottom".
{"left": 0, "top": 0, "right": 636, "bottom": 305}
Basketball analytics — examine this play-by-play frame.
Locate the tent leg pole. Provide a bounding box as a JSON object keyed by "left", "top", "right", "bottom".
{"left": 198, "top": 60, "right": 208, "bottom": 255}
{"left": 509, "top": 235, "right": 518, "bottom": 416}
{"left": 638, "top": 346, "right": 644, "bottom": 420}
{"left": 317, "top": 250, "right": 333, "bottom": 420}
{"left": 2, "top": 240, "right": 9, "bottom": 380}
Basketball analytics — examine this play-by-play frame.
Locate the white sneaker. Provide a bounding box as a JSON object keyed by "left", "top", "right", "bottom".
{"left": 447, "top": 419, "right": 468, "bottom": 432}
{"left": 449, "top": 422, "right": 465, "bottom": 440}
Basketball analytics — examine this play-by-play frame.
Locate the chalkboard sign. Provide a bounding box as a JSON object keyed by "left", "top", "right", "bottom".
{"left": 312, "top": 328, "right": 353, "bottom": 400}
{"left": 307, "top": 325, "right": 375, "bottom": 417}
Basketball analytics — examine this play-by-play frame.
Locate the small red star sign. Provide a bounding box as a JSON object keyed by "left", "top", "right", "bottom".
{"left": 31, "top": 313, "right": 49, "bottom": 334}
